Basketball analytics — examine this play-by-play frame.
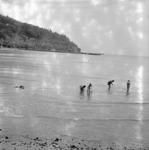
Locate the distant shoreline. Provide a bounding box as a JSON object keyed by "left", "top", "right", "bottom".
{"left": 79, "top": 52, "right": 104, "bottom": 56}
{"left": 0, "top": 47, "right": 104, "bottom": 56}
{"left": 48, "top": 50, "right": 104, "bottom": 56}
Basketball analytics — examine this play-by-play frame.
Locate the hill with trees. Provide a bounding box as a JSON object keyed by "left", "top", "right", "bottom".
{"left": 0, "top": 15, "right": 81, "bottom": 53}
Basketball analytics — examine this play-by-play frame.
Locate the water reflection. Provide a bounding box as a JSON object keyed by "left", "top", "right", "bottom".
{"left": 66, "top": 101, "right": 76, "bottom": 113}
{"left": 42, "top": 80, "right": 48, "bottom": 89}
{"left": 136, "top": 66, "right": 144, "bottom": 103}
{"left": 52, "top": 53, "right": 60, "bottom": 64}
{"left": 0, "top": 98, "right": 23, "bottom": 118}
{"left": 63, "top": 100, "right": 77, "bottom": 136}
{"left": 87, "top": 90, "right": 92, "bottom": 100}
{"left": 136, "top": 104, "right": 143, "bottom": 142}
{"left": 12, "top": 68, "right": 21, "bottom": 75}
{"left": 135, "top": 65, "right": 144, "bottom": 143}
{"left": 55, "top": 78, "right": 61, "bottom": 95}
{"left": 65, "top": 121, "right": 76, "bottom": 136}
{"left": 81, "top": 55, "right": 89, "bottom": 75}
{"left": 43, "top": 60, "right": 51, "bottom": 71}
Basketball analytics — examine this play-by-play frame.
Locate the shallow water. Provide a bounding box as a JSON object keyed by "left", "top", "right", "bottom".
{"left": 0, "top": 49, "right": 149, "bottom": 146}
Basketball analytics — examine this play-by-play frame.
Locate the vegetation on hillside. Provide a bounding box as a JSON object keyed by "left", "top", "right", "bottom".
{"left": 0, "top": 15, "right": 81, "bottom": 53}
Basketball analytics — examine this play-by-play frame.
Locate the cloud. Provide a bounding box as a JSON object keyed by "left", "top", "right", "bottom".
{"left": 0, "top": 0, "right": 149, "bottom": 56}
{"left": 1, "top": 0, "right": 26, "bottom": 5}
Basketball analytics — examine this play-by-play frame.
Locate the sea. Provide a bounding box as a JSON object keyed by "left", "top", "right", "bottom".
{"left": 0, "top": 48, "right": 149, "bottom": 146}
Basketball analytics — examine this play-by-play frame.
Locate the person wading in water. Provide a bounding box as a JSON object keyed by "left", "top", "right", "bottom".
{"left": 107, "top": 80, "right": 114, "bottom": 91}
{"left": 87, "top": 83, "right": 92, "bottom": 97}
{"left": 126, "top": 80, "right": 131, "bottom": 94}
{"left": 80, "top": 85, "right": 86, "bottom": 94}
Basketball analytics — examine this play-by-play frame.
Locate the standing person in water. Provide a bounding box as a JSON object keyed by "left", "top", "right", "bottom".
{"left": 126, "top": 80, "right": 130, "bottom": 94}
{"left": 107, "top": 80, "right": 114, "bottom": 90}
{"left": 87, "top": 83, "right": 92, "bottom": 96}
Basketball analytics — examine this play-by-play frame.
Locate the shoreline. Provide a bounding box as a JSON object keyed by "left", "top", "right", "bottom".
{"left": 0, "top": 47, "right": 104, "bottom": 56}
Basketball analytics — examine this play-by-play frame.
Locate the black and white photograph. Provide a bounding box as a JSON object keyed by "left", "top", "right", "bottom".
{"left": 0, "top": 0, "right": 149, "bottom": 149}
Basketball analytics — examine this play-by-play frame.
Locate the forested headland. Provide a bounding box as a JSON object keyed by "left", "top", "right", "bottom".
{"left": 0, "top": 15, "right": 81, "bottom": 53}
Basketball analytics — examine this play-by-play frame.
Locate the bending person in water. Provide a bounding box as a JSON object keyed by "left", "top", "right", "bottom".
{"left": 126, "top": 80, "right": 130, "bottom": 94}
{"left": 107, "top": 80, "right": 114, "bottom": 90}
{"left": 80, "top": 85, "right": 86, "bottom": 94}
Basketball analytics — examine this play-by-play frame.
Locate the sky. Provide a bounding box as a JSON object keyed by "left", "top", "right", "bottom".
{"left": 0, "top": 0, "right": 149, "bottom": 56}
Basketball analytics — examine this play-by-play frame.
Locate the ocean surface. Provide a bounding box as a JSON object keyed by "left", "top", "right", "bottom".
{"left": 0, "top": 48, "right": 149, "bottom": 146}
